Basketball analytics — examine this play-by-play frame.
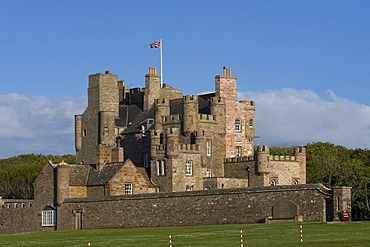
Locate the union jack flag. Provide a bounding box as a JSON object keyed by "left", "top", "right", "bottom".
{"left": 149, "top": 41, "right": 161, "bottom": 48}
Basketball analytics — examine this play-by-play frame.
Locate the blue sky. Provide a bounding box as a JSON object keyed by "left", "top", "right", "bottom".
{"left": 1, "top": 1, "right": 370, "bottom": 158}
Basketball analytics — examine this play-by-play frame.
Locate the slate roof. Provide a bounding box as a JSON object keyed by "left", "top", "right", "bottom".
{"left": 87, "top": 163, "right": 124, "bottom": 186}
{"left": 69, "top": 165, "right": 91, "bottom": 186}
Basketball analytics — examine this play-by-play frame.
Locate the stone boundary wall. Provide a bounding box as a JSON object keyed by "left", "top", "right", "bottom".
{"left": 0, "top": 200, "right": 37, "bottom": 234}
{"left": 58, "top": 184, "right": 329, "bottom": 231}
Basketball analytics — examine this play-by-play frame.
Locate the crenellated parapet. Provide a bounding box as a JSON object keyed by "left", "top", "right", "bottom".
{"left": 0, "top": 200, "right": 33, "bottom": 209}
{"left": 239, "top": 100, "right": 255, "bottom": 110}
{"left": 198, "top": 114, "right": 217, "bottom": 123}
{"left": 162, "top": 114, "right": 181, "bottom": 124}
{"left": 269, "top": 155, "right": 297, "bottom": 161}
{"left": 180, "top": 143, "right": 199, "bottom": 152}
{"left": 224, "top": 156, "right": 254, "bottom": 163}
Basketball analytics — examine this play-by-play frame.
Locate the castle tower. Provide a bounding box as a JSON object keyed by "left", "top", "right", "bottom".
{"left": 76, "top": 71, "right": 119, "bottom": 165}
{"left": 154, "top": 98, "right": 170, "bottom": 131}
{"left": 56, "top": 161, "right": 70, "bottom": 206}
{"left": 182, "top": 95, "right": 199, "bottom": 134}
{"left": 215, "top": 67, "right": 237, "bottom": 158}
{"left": 294, "top": 147, "right": 306, "bottom": 184}
{"left": 166, "top": 127, "right": 180, "bottom": 158}
{"left": 256, "top": 145, "right": 270, "bottom": 186}
{"left": 144, "top": 67, "right": 161, "bottom": 111}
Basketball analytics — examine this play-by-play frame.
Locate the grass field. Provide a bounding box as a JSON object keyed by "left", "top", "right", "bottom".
{"left": 0, "top": 221, "right": 370, "bottom": 246}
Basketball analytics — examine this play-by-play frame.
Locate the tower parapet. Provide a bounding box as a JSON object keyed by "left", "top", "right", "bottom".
{"left": 166, "top": 127, "right": 180, "bottom": 158}
{"left": 256, "top": 145, "right": 270, "bottom": 174}
{"left": 294, "top": 147, "right": 306, "bottom": 184}
{"left": 182, "top": 95, "right": 199, "bottom": 133}
{"left": 154, "top": 98, "right": 170, "bottom": 130}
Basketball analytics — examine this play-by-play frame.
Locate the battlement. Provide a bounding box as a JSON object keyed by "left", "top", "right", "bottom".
{"left": 199, "top": 114, "right": 217, "bottom": 123}
{"left": 163, "top": 114, "right": 181, "bottom": 124}
{"left": 156, "top": 144, "right": 166, "bottom": 150}
{"left": 130, "top": 88, "right": 145, "bottom": 93}
{"left": 224, "top": 156, "right": 254, "bottom": 163}
{"left": 1, "top": 200, "right": 33, "bottom": 209}
{"left": 210, "top": 96, "right": 225, "bottom": 104}
{"left": 294, "top": 147, "right": 306, "bottom": 155}
{"left": 154, "top": 98, "right": 169, "bottom": 105}
{"left": 239, "top": 100, "right": 255, "bottom": 109}
{"left": 270, "top": 155, "right": 297, "bottom": 162}
{"left": 257, "top": 145, "right": 270, "bottom": 152}
{"left": 180, "top": 143, "right": 199, "bottom": 151}
{"left": 166, "top": 127, "right": 180, "bottom": 136}
{"left": 183, "top": 95, "right": 198, "bottom": 101}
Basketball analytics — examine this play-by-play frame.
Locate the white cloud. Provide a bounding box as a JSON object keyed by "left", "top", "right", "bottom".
{"left": 0, "top": 88, "right": 369, "bottom": 158}
{"left": 239, "top": 88, "right": 370, "bottom": 149}
{"left": 0, "top": 93, "right": 86, "bottom": 158}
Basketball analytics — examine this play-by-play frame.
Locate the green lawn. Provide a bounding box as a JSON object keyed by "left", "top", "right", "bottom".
{"left": 0, "top": 222, "right": 370, "bottom": 246}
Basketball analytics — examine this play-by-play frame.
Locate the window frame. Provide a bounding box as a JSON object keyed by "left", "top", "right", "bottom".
{"left": 42, "top": 208, "right": 56, "bottom": 227}
{"left": 236, "top": 146, "right": 242, "bottom": 157}
{"left": 206, "top": 140, "right": 212, "bottom": 156}
{"left": 125, "top": 183, "right": 133, "bottom": 195}
{"left": 186, "top": 160, "right": 193, "bottom": 176}
{"left": 235, "top": 118, "right": 242, "bottom": 132}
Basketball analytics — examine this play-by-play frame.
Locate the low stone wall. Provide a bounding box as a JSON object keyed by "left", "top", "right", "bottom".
{"left": 0, "top": 200, "right": 37, "bottom": 234}
{"left": 57, "top": 184, "right": 329, "bottom": 230}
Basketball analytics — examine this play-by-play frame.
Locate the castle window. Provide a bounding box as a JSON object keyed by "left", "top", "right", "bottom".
{"left": 186, "top": 185, "right": 193, "bottom": 191}
{"left": 236, "top": 146, "right": 242, "bottom": 157}
{"left": 83, "top": 130, "right": 87, "bottom": 136}
{"left": 249, "top": 119, "right": 253, "bottom": 128}
{"left": 270, "top": 179, "right": 277, "bottom": 186}
{"left": 103, "top": 127, "right": 109, "bottom": 136}
{"left": 235, "top": 118, "right": 242, "bottom": 132}
{"left": 206, "top": 168, "right": 212, "bottom": 178}
{"left": 156, "top": 160, "right": 165, "bottom": 176}
{"left": 125, "top": 183, "right": 132, "bottom": 195}
{"left": 206, "top": 140, "right": 212, "bottom": 156}
{"left": 42, "top": 207, "right": 56, "bottom": 226}
{"left": 293, "top": 180, "right": 299, "bottom": 185}
{"left": 143, "top": 152, "right": 149, "bottom": 168}
{"left": 186, "top": 160, "right": 193, "bottom": 176}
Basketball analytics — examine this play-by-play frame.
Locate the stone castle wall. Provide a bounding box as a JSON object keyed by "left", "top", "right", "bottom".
{"left": 56, "top": 184, "right": 328, "bottom": 231}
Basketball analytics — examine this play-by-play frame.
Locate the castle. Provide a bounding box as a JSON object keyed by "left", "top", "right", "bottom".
{"left": 74, "top": 66, "right": 306, "bottom": 194}
{"left": 0, "top": 67, "right": 351, "bottom": 234}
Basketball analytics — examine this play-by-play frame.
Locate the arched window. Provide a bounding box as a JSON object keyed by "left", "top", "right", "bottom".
{"left": 42, "top": 206, "right": 56, "bottom": 226}
{"left": 270, "top": 179, "right": 277, "bottom": 186}
{"left": 293, "top": 180, "right": 299, "bottom": 185}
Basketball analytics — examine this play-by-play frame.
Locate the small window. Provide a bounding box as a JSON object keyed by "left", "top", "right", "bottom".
{"left": 293, "top": 180, "right": 299, "bottom": 185}
{"left": 236, "top": 146, "right": 242, "bottom": 157}
{"left": 186, "top": 160, "right": 193, "bottom": 176}
{"left": 161, "top": 160, "right": 165, "bottom": 175}
{"left": 83, "top": 130, "right": 87, "bottom": 137}
{"left": 156, "top": 160, "right": 165, "bottom": 176}
{"left": 186, "top": 185, "right": 193, "bottom": 191}
{"left": 143, "top": 152, "right": 149, "bottom": 168}
{"left": 270, "top": 179, "right": 277, "bottom": 186}
{"left": 103, "top": 127, "right": 109, "bottom": 136}
{"left": 206, "top": 140, "right": 212, "bottom": 156}
{"left": 235, "top": 118, "right": 242, "bottom": 132}
{"left": 249, "top": 119, "right": 253, "bottom": 128}
{"left": 42, "top": 207, "right": 56, "bottom": 226}
{"left": 156, "top": 160, "right": 161, "bottom": 176}
{"left": 206, "top": 168, "right": 212, "bottom": 178}
{"left": 125, "top": 183, "right": 132, "bottom": 195}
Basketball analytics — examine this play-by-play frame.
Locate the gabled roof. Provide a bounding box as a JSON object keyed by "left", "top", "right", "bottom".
{"left": 69, "top": 164, "right": 91, "bottom": 186}
{"left": 87, "top": 163, "right": 124, "bottom": 186}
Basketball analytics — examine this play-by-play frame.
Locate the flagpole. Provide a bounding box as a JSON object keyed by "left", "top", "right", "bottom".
{"left": 160, "top": 38, "right": 163, "bottom": 87}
